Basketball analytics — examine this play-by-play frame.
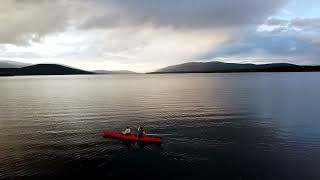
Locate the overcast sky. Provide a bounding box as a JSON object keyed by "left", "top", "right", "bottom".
{"left": 0, "top": 0, "right": 319, "bottom": 72}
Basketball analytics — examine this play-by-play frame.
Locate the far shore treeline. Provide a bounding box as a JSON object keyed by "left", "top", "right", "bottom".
{"left": 1, "top": 61, "right": 320, "bottom": 76}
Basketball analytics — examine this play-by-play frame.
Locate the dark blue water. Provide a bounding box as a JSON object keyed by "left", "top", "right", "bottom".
{"left": 0, "top": 73, "right": 320, "bottom": 179}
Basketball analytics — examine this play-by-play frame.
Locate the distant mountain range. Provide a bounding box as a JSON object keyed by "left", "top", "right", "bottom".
{"left": 0, "top": 61, "right": 137, "bottom": 76}
{"left": 0, "top": 64, "right": 93, "bottom": 76}
{"left": 153, "top": 61, "right": 320, "bottom": 73}
{"left": 1, "top": 60, "right": 320, "bottom": 76}
{"left": 93, "top": 70, "right": 137, "bottom": 74}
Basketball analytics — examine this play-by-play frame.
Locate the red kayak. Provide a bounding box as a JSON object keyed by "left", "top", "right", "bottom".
{"left": 102, "top": 131, "right": 162, "bottom": 144}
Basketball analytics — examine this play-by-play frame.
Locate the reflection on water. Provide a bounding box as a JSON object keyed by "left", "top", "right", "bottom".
{"left": 0, "top": 73, "right": 320, "bottom": 179}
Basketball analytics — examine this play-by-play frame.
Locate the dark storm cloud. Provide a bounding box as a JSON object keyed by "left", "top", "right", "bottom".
{"left": 80, "top": 0, "right": 288, "bottom": 30}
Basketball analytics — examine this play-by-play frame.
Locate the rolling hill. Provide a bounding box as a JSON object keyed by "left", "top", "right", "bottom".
{"left": 153, "top": 61, "right": 320, "bottom": 73}
{"left": 0, "top": 64, "right": 94, "bottom": 76}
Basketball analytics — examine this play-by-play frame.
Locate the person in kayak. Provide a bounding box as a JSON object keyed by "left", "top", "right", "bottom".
{"left": 137, "top": 127, "right": 146, "bottom": 138}
{"left": 122, "top": 127, "right": 131, "bottom": 135}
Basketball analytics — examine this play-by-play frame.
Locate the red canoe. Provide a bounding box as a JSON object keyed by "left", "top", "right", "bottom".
{"left": 102, "top": 131, "right": 162, "bottom": 143}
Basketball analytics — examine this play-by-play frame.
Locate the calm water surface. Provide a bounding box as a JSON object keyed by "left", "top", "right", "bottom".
{"left": 0, "top": 73, "right": 320, "bottom": 179}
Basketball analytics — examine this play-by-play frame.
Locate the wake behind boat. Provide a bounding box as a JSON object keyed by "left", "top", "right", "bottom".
{"left": 102, "top": 131, "right": 162, "bottom": 144}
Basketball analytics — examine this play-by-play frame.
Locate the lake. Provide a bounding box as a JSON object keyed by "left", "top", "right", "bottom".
{"left": 0, "top": 73, "right": 320, "bottom": 179}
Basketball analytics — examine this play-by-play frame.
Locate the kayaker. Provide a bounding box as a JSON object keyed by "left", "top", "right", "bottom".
{"left": 122, "top": 127, "right": 131, "bottom": 135}
{"left": 137, "top": 127, "right": 146, "bottom": 138}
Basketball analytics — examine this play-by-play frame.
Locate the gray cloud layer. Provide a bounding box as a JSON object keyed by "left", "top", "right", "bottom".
{"left": 200, "top": 16, "right": 320, "bottom": 65}
{"left": 266, "top": 18, "right": 289, "bottom": 26}
{"left": 80, "top": 0, "right": 288, "bottom": 30}
{"left": 0, "top": 0, "right": 72, "bottom": 45}
{"left": 264, "top": 17, "right": 320, "bottom": 29}
{"left": 0, "top": 0, "right": 288, "bottom": 45}
{"left": 291, "top": 17, "right": 320, "bottom": 29}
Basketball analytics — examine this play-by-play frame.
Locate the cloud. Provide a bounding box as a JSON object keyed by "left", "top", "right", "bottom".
{"left": 258, "top": 17, "right": 320, "bottom": 47}
{"left": 75, "top": 0, "right": 289, "bottom": 71}
{"left": 290, "top": 17, "right": 320, "bottom": 29}
{"left": 80, "top": 0, "right": 288, "bottom": 30}
{"left": 263, "top": 17, "right": 320, "bottom": 30}
{"left": 200, "top": 26, "right": 320, "bottom": 65}
{"left": 197, "top": 13, "right": 320, "bottom": 66}
{"left": 0, "top": 0, "right": 294, "bottom": 71}
{"left": 266, "top": 18, "right": 289, "bottom": 26}
{"left": 296, "top": 31, "right": 320, "bottom": 48}
{"left": 63, "top": 27, "right": 230, "bottom": 72}
{"left": 0, "top": 0, "right": 289, "bottom": 45}
{"left": 0, "top": 0, "right": 75, "bottom": 45}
